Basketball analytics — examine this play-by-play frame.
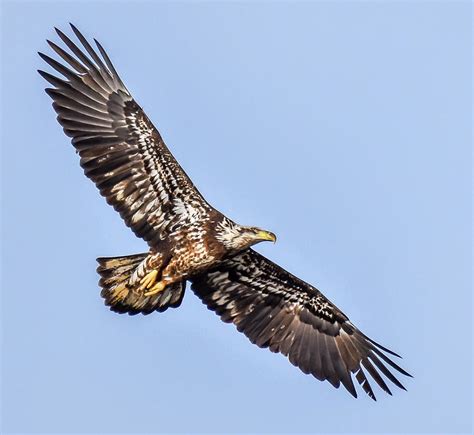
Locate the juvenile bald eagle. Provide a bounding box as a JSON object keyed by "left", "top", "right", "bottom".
{"left": 39, "top": 24, "right": 411, "bottom": 400}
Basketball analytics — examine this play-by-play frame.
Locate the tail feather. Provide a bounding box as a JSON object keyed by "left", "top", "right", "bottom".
{"left": 97, "top": 253, "right": 185, "bottom": 315}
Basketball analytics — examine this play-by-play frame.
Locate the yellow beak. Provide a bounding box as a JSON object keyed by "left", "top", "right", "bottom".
{"left": 256, "top": 230, "right": 277, "bottom": 243}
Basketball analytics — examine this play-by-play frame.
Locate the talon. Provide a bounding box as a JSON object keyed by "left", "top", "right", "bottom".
{"left": 139, "top": 270, "right": 158, "bottom": 290}
{"left": 144, "top": 280, "right": 167, "bottom": 296}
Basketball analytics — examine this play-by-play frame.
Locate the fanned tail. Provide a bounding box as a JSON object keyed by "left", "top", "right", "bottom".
{"left": 97, "top": 254, "right": 185, "bottom": 315}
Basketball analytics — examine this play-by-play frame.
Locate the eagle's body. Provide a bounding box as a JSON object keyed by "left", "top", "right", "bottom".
{"left": 39, "top": 25, "right": 411, "bottom": 400}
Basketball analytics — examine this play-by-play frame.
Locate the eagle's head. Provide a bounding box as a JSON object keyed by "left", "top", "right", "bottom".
{"left": 216, "top": 218, "right": 276, "bottom": 251}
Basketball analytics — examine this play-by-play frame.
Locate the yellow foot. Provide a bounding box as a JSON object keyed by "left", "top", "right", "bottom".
{"left": 139, "top": 270, "right": 158, "bottom": 291}
{"left": 144, "top": 280, "right": 167, "bottom": 297}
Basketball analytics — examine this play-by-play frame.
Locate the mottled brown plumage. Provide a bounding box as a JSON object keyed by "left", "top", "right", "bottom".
{"left": 40, "top": 24, "right": 411, "bottom": 400}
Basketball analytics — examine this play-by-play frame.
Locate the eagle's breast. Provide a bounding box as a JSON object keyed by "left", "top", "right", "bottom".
{"left": 164, "top": 214, "right": 227, "bottom": 280}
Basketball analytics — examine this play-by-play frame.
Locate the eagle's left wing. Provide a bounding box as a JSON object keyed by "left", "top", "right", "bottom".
{"left": 39, "top": 25, "right": 211, "bottom": 248}
{"left": 190, "top": 249, "right": 411, "bottom": 400}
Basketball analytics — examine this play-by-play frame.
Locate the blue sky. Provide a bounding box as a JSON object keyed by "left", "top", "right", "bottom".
{"left": 1, "top": 1, "right": 472, "bottom": 433}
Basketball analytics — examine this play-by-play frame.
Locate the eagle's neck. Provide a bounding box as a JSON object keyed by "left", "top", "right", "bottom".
{"left": 214, "top": 218, "right": 251, "bottom": 251}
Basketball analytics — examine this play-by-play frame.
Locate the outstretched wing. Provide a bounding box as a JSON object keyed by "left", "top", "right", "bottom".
{"left": 191, "top": 249, "right": 411, "bottom": 400}
{"left": 39, "top": 25, "right": 210, "bottom": 247}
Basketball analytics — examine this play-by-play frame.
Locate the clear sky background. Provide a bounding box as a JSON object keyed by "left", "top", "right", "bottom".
{"left": 1, "top": 1, "right": 472, "bottom": 434}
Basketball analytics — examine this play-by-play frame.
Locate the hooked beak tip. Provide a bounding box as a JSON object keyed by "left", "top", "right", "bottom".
{"left": 257, "top": 230, "right": 277, "bottom": 243}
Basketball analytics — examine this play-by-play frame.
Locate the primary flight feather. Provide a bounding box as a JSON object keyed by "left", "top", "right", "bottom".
{"left": 39, "top": 24, "right": 411, "bottom": 400}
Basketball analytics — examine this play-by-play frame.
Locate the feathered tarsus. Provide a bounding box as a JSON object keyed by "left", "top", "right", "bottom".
{"left": 39, "top": 24, "right": 411, "bottom": 400}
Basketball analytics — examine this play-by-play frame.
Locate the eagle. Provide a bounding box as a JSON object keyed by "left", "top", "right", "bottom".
{"left": 39, "top": 24, "right": 411, "bottom": 400}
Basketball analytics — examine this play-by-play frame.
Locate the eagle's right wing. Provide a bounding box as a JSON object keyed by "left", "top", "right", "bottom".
{"left": 191, "top": 249, "right": 411, "bottom": 400}
{"left": 39, "top": 25, "right": 210, "bottom": 247}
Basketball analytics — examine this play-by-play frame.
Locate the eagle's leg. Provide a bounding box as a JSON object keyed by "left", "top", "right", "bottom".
{"left": 144, "top": 278, "right": 173, "bottom": 296}
{"left": 141, "top": 255, "right": 182, "bottom": 296}
{"left": 138, "top": 269, "right": 159, "bottom": 290}
{"left": 134, "top": 252, "right": 166, "bottom": 292}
